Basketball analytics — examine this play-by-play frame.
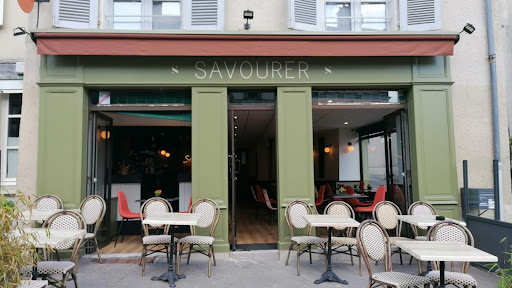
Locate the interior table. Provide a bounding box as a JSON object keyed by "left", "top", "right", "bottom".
{"left": 135, "top": 197, "right": 179, "bottom": 203}
{"left": 302, "top": 214, "right": 360, "bottom": 285}
{"left": 142, "top": 212, "right": 201, "bottom": 287}
{"left": 332, "top": 194, "right": 368, "bottom": 200}
{"left": 395, "top": 240, "right": 497, "bottom": 288}
{"left": 21, "top": 209, "right": 80, "bottom": 223}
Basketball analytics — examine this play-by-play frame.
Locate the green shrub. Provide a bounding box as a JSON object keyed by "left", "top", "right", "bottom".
{"left": 488, "top": 237, "right": 512, "bottom": 288}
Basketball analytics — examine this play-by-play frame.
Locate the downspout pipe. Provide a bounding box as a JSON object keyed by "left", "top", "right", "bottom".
{"left": 485, "top": 0, "right": 503, "bottom": 220}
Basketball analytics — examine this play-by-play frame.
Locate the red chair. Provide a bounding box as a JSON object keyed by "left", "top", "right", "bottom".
{"left": 178, "top": 195, "right": 193, "bottom": 213}
{"left": 315, "top": 185, "right": 326, "bottom": 208}
{"left": 114, "top": 191, "right": 142, "bottom": 247}
{"left": 324, "top": 183, "right": 335, "bottom": 201}
{"left": 345, "top": 186, "right": 372, "bottom": 207}
{"left": 255, "top": 185, "right": 276, "bottom": 218}
{"left": 354, "top": 186, "right": 386, "bottom": 219}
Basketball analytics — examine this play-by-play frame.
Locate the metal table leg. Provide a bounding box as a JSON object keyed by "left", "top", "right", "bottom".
{"left": 314, "top": 227, "right": 348, "bottom": 285}
{"left": 151, "top": 225, "right": 185, "bottom": 287}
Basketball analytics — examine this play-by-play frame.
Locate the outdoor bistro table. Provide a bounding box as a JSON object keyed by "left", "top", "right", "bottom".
{"left": 17, "top": 228, "right": 86, "bottom": 279}
{"left": 21, "top": 209, "right": 81, "bottom": 223}
{"left": 142, "top": 212, "right": 201, "bottom": 287}
{"left": 302, "top": 214, "right": 360, "bottom": 285}
{"left": 396, "top": 215, "right": 466, "bottom": 227}
{"left": 395, "top": 240, "right": 497, "bottom": 288}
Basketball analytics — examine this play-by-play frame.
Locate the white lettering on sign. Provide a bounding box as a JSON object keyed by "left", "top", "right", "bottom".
{"left": 193, "top": 61, "right": 310, "bottom": 80}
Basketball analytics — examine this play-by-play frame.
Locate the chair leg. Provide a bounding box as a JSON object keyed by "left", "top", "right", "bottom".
{"left": 94, "top": 237, "right": 103, "bottom": 264}
{"left": 71, "top": 271, "right": 79, "bottom": 288}
{"left": 212, "top": 245, "right": 216, "bottom": 266}
{"left": 349, "top": 246, "right": 354, "bottom": 266}
{"left": 141, "top": 245, "right": 146, "bottom": 276}
{"left": 285, "top": 242, "right": 294, "bottom": 266}
{"left": 114, "top": 217, "right": 125, "bottom": 247}
{"left": 296, "top": 244, "right": 301, "bottom": 276}
{"left": 308, "top": 244, "right": 313, "bottom": 264}
{"left": 187, "top": 244, "right": 193, "bottom": 265}
{"left": 61, "top": 271, "right": 69, "bottom": 288}
{"left": 121, "top": 218, "right": 128, "bottom": 244}
{"left": 208, "top": 245, "right": 213, "bottom": 278}
{"left": 399, "top": 248, "right": 403, "bottom": 265}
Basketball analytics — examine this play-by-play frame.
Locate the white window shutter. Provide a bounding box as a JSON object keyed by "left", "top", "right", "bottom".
{"left": 183, "top": 0, "right": 224, "bottom": 30}
{"left": 53, "top": 0, "right": 99, "bottom": 29}
{"left": 399, "top": 0, "right": 440, "bottom": 31}
{"left": 289, "top": 0, "right": 323, "bottom": 31}
{"left": 0, "top": 0, "right": 4, "bottom": 26}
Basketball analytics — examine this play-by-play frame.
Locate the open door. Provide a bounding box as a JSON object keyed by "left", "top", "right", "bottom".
{"left": 383, "top": 110, "right": 411, "bottom": 212}
{"left": 87, "top": 112, "right": 113, "bottom": 245}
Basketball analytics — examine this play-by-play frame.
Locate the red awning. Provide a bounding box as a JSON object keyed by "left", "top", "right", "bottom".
{"left": 34, "top": 32, "right": 458, "bottom": 57}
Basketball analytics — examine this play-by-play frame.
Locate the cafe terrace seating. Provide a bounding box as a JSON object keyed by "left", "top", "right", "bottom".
{"left": 33, "top": 194, "right": 63, "bottom": 224}
{"left": 426, "top": 221, "right": 478, "bottom": 287}
{"left": 38, "top": 210, "right": 85, "bottom": 288}
{"left": 78, "top": 195, "right": 106, "bottom": 264}
{"left": 356, "top": 220, "right": 431, "bottom": 288}
{"left": 284, "top": 200, "right": 327, "bottom": 276}
{"left": 177, "top": 198, "right": 220, "bottom": 278}
{"left": 323, "top": 201, "right": 361, "bottom": 276}
{"left": 372, "top": 201, "right": 412, "bottom": 265}
{"left": 139, "top": 197, "right": 176, "bottom": 276}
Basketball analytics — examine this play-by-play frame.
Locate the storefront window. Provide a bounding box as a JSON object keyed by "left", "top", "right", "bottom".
{"left": 2, "top": 93, "right": 22, "bottom": 183}
{"left": 326, "top": 0, "right": 388, "bottom": 32}
{"left": 112, "top": 0, "right": 181, "bottom": 30}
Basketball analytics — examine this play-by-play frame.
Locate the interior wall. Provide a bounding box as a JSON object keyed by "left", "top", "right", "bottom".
{"left": 339, "top": 128, "right": 360, "bottom": 181}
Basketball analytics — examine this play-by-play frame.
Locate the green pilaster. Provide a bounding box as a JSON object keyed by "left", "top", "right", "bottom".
{"left": 408, "top": 85, "right": 459, "bottom": 218}
{"left": 276, "top": 87, "right": 315, "bottom": 249}
{"left": 192, "top": 87, "right": 230, "bottom": 252}
{"left": 37, "top": 86, "right": 88, "bottom": 208}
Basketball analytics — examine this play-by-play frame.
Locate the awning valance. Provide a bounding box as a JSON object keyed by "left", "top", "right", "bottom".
{"left": 34, "top": 31, "right": 458, "bottom": 57}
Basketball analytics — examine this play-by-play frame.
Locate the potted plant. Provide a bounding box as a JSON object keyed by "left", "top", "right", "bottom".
{"left": 367, "top": 184, "right": 373, "bottom": 190}
{"left": 0, "top": 190, "right": 39, "bottom": 288}
{"left": 154, "top": 190, "right": 162, "bottom": 197}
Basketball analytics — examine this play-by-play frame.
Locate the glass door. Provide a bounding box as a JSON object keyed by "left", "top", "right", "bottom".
{"left": 87, "top": 112, "right": 113, "bottom": 245}
{"left": 383, "top": 110, "right": 411, "bottom": 212}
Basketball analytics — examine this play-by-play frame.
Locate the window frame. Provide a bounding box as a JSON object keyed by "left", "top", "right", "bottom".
{"left": 106, "top": 0, "right": 182, "bottom": 30}
{"left": 324, "top": 0, "right": 392, "bottom": 32}
{"left": 1, "top": 92, "right": 22, "bottom": 186}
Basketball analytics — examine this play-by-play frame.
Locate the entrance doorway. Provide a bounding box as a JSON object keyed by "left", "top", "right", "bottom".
{"left": 228, "top": 90, "right": 278, "bottom": 250}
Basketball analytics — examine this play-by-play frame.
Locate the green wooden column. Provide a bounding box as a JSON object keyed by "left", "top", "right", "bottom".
{"left": 277, "top": 87, "right": 315, "bottom": 249}
{"left": 408, "top": 85, "right": 459, "bottom": 218}
{"left": 192, "top": 87, "right": 230, "bottom": 252}
{"left": 37, "top": 86, "right": 88, "bottom": 208}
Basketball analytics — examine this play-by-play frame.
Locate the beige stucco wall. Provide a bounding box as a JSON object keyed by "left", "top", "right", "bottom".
{"left": 0, "top": 0, "right": 27, "bottom": 61}
{"left": 17, "top": 0, "right": 512, "bottom": 221}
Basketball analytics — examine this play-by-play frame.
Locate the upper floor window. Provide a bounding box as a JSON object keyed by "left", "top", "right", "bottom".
{"left": 53, "top": 0, "right": 224, "bottom": 31}
{"left": 1, "top": 93, "right": 22, "bottom": 185}
{"left": 289, "top": 0, "right": 440, "bottom": 32}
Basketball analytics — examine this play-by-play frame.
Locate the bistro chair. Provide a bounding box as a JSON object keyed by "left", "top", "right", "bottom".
{"left": 78, "top": 195, "right": 106, "bottom": 264}
{"left": 114, "top": 191, "right": 142, "bottom": 247}
{"left": 314, "top": 185, "right": 326, "bottom": 211}
{"left": 426, "top": 221, "right": 477, "bottom": 288}
{"left": 262, "top": 189, "right": 277, "bottom": 228}
{"left": 354, "top": 186, "right": 386, "bottom": 220}
{"left": 323, "top": 201, "right": 361, "bottom": 276}
{"left": 255, "top": 185, "right": 276, "bottom": 219}
{"left": 372, "top": 201, "right": 412, "bottom": 265}
{"left": 139, "top": 197, "right": 175, "bottom": 276}
{"left": 34, "top": 194, "right": 63, "bottom": 210}
{"left": 284, "top": 200, "right": 327, "bottom": 276}
{"left": 345, "top": 186, "right": 372, "bottom": 207}
{"left": 17, "top": 280, "right": 48, "bottom": 288}
{"left": 38, "top": 210, "right": 85, "bottom": 288}
{"left": 357, "top": 220, "right": 431, "bottom": 288}
{"left": 177, "top": 198, "right": 220, "bottom": 278}
{"left": 407, "top": 201, "right": 438, "bottom": 269}
{"left": 324, "top": 183, "right": 335, "bottom": 201}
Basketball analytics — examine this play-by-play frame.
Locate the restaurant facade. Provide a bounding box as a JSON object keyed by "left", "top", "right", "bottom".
{"left": 16, "top": 0, "right": 512, "bottom": 253}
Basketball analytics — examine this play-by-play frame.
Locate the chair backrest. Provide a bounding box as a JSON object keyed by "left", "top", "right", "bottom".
{"left": 34, "top": 194, "right": 63, "bottom": 210}
{"left": 315, "top": 185, "right": 325, "bottom": 206}
{"left": 427, "top": 221, "right": 474, "bottom": 273}
{"left": 345, "top": 186, "right": 355, "bottom": 195}
{"left": 324, "top": 201, "right": 355, "bottom": 234}
{"left": 356, "top": 219, "right": 392, "bottom": 275}
{"left": 372, "top": 201, "right": 403, "bottom": 236}
{"left": 255, "top": 185, "right": 265, "bottom": 204}
{"left": 284, "top": 200, "right": 314, "bottom": 237}
{"left": 262, "top": 189, "right": 276, "bottom": 210}
{"left": 45, "top": 210, "right": 85, "bottom": 251}
{"left": 140, "top": 197, "right": 172, "bottom": 234}
{"left": 79, "top": 195, "right": 106, "bottom": 235}
{"left": 117, "top": 191, "right": 134, "bottom": 218}
{"left": 190, "top": 198, "right": 220, "bottom": 236}
{"left": 408, "top": 201, "right": 437, "bottom": 230}
{"left": 324, "top": 183, "right": 334, "bottom": 201}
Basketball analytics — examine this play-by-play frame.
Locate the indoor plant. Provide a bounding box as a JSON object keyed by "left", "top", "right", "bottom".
{"left": 0, "top": 189, "right": 38, "bottom": 288}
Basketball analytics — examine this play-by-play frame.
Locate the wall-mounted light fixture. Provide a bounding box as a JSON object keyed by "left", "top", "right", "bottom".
{"left": 100, "top": 130, "right": 110, "bottom": 140}
{"left": 13, "top": 27, "right": 36, "bottom": 43}
{"left": 455, "top": 23, "right": 475, "bottom": 44}
{"left": 324, "top": 145, "right": 332, "bottom": 153}
{"left": 346, "top": 142, "right": 355, "bottom": 152}
{"left": 243, "top": 10, "right": 254, "bottom": 30}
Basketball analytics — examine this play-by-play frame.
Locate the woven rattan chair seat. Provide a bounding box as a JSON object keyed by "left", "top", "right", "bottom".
{"left": 291, "top": 236, "right": 327, "bottom": 245}
{"left": 179, "top": 235, "right": 215, "bottom": 245}
{"left": 37, "top": 261, "right": 75, "bottom": 274}
{"left": 372, "top": 271, "right": 431, "bottom": 288}
{"left": 426, "top": 270, "right": 477, "bottom": 286}
{"left": 331, "top": 236, "right": 357, "bottom": 246}
{"left": 142, "top": 235, "right": 177, "bottom": 245}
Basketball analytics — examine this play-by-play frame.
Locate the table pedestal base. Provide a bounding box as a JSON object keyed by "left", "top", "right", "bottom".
{"left": 151, "top": 271, "right": 186, "bottom": 288}
{"left": 314, "top": 270, "right": 348, "bottom": 285}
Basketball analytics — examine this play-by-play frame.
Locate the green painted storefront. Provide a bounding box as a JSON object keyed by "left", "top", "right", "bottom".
{"left": 37, "top": 55, "right": 459, "bottom": 252}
